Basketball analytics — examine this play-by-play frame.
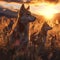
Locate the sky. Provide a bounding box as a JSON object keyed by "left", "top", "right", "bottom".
{"left": 0, "top": 1, "right": 60, "bottom": 15}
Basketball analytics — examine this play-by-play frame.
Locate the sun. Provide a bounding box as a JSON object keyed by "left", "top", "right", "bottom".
{"left": 40, "top": 5, "right": 58, "bottom": 19}
{"left": 30, "top": 3, "right": 59, "bottom": 20}
{"left": 42, "top": 8, "right": 55, "bottom": 19}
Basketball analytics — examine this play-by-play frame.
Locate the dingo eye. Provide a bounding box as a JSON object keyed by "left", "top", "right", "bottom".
{"left": 27, "top": 12, "right": 31, "bottom": 15}
{"left": 27, "top": 13, "right": 30, "bottom": 15}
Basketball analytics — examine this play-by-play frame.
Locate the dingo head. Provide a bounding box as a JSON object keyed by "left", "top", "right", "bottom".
{"left": 18, "top": 4, "right": 36, "bottom": 24}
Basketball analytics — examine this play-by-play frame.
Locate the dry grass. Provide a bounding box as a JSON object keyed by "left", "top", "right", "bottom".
{"left": 0, "top": 11, "right": 60, "bottom": 60}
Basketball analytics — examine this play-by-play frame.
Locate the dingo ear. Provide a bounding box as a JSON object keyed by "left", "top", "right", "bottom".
{"left": 20, "top": 4, "right": 25, "bottom": 15}
{"left": 20, "top": 4, "right": 25, "bottom": 10}
{"left": 27, "top": 6, "right": 30, "bottom": 10}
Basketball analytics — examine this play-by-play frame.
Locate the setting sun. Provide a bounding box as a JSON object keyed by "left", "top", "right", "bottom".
{"left": 32, "top": 3, "right": 59, "bottom": 19}
{"left": 40, "top": 7, "right": 58, "bottom": 19}
{"left": 40, "top": 6, "right": 58, "bottom": 19}
{"left": 29, "top": 2, "right": 59, "bottom": 20}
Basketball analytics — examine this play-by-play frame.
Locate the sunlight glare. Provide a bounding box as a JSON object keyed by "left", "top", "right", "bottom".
{"left": 35, "top": 3, "right": 58, "bottom": 19}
